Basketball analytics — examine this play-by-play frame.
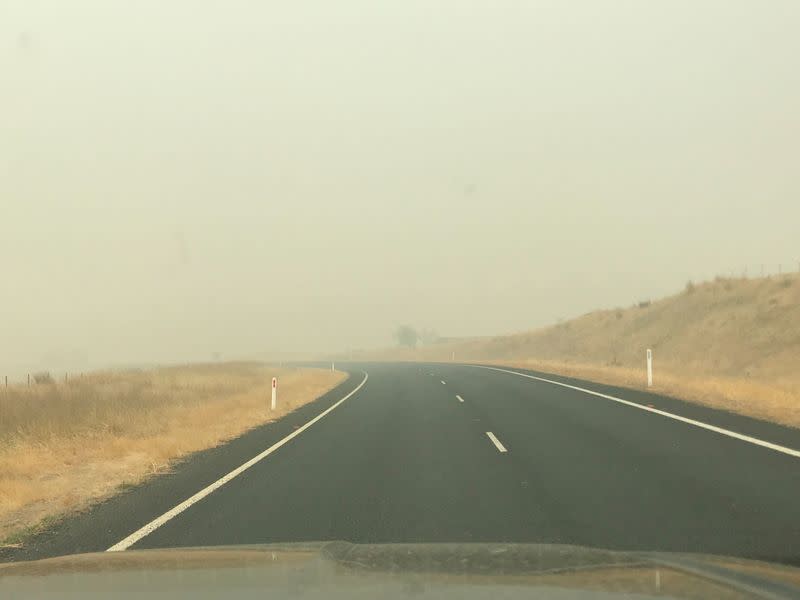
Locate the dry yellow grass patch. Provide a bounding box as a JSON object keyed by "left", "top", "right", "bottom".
{"left": 0, "top": 363, "right": 346, "bottom": 542}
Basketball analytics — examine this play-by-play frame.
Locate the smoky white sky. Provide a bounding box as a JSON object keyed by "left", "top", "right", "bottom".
{"left": 2, "top": 1, "right": 799, "bottom": 375}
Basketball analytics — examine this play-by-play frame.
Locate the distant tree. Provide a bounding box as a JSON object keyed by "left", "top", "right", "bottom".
{"left": 419, "top": 328, "right": 440, "bottom": 345}
{"left": 394, "top": 325, "right": 419, "bottom": 348}
{"left": 32, "top": 372, "right": 55, "bottom": 385}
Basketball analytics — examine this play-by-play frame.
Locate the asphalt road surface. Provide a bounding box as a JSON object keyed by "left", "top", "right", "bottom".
{"left": 4, "top": 362, "right": 800, "bottom": 565}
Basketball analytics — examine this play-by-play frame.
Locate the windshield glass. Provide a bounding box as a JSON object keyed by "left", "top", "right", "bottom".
{"left": 2, "top": 2, "right": 799, "bottom": 598}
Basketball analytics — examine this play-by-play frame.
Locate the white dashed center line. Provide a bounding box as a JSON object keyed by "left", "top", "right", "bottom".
{"left": 486, "top": 432, "right": 507, "bottom": 453}
{"left": 456, "top": 395, "right": 464, "bottom": 403}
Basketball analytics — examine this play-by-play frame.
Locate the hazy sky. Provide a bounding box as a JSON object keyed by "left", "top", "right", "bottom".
{"left": 3, "top": 1, "right": 799, "bottom": 375}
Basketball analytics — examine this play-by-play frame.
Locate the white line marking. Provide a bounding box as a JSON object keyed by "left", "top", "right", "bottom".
{"left": 456, "top": 395, "right": 464, "bottom": 403}
{"left": 467, "top": 365, "right": 800, "bottom": 459}
{"left": 107, "top": 372, "right": 370, "bottom": 552}
{"left": 441, "top": 380, "right": 446, "bottom": 385}
{"left": 486, "top": 431, "right": 507, "bottom": 453}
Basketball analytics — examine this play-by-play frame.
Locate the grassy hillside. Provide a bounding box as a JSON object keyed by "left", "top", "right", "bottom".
{"left": 360, "top": 275, "right": 800, "bottom": 427}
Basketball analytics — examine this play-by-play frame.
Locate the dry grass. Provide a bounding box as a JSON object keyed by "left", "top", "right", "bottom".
{"left": 358, "top": 275, "right": 800, "bottom": 429}
{"left": 0, "top": 362, "right": 346, "bottom": 542}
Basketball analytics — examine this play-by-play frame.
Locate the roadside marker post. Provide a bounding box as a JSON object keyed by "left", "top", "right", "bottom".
{"left": 646, "top": 349, "right": 653, "bottom": 387}
{"left": 271, "top": 377, "right": 277, "bottom": 411}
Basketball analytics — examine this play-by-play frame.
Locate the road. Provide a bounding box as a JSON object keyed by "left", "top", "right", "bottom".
{"left": 4, "top": 362, "right": 800, "bottom": 565}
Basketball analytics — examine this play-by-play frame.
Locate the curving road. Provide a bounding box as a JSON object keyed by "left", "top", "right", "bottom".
{"left": 4, "top": 362, "right": 800, "bottom": 565}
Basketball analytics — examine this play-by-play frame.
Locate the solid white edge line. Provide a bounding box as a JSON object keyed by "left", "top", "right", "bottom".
{"left": 486, "top": 431, "right": 507, "bottom": 453}
{"left": 456, "top": 395, "right": 464, "bottom": 403}
{"left": 467, "top": 365, "right": 800, "bottom": 459}
{"left": 106, "top": 371, "right": 370, "bottom": 552}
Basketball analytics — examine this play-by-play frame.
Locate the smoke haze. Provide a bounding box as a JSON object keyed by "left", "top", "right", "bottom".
{"left": 2, "top": 1, "right": 799, "bottom": 376}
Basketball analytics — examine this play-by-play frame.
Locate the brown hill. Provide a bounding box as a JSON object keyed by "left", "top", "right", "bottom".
{"left": 358, "top": 275, "right": 800, "bottom": 428}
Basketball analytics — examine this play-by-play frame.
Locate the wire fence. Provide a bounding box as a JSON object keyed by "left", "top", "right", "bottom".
{"left": 696, "top": 261, "right": 800, "bottom": 283}
{"left": 2, "top": 371, "right": 79, "bottom": 392}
